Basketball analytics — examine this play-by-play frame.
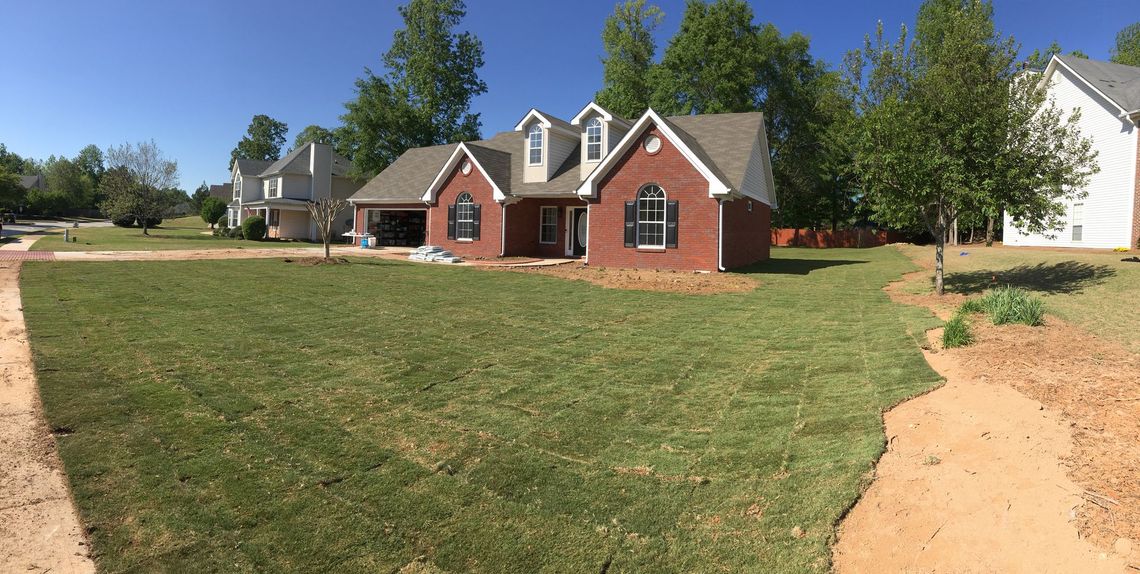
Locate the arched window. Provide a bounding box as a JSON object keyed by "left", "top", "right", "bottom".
{"left": 456, "top": 192, "right": 474, "bottom": 240}
{"left": 528, "top": 124, "right": 543, "bottom": 165}
{"left": 637, "top": 185, "right": 666, "bottom": 248}
{"left": 586, "top": 117, "right": 603, "bottom": 161}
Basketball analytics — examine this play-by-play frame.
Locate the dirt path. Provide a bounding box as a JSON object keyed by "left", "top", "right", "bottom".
{"left": 833, "top": 258, "right": 1139, "bottom": 572}
{"left": 0, "top": 256, "right": 95, "bottom": 572}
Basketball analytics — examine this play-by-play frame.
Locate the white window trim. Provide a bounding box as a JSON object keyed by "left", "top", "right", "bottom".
{"left": 268, "top": 178, "right": 279, "bottom": 198}
{"left": 456, "top": 192, "right": 475, "bottom": 241}
{"left": 539, "top": 206, "right": 558, "bottom": 244}
{"left": 586, "top": 117, "right": 603, "bottom": 162}
{"left": 1071, "top": 202, "right": 1084, "bottom": 242}
{"left": 528, "top": 124, "right": 543, "bottom": 166}
{"left": 233, "top": 178, "right": 241, "bottom": 199}
{"left": 637, "top": 185, "right": 666, "bottom": 249}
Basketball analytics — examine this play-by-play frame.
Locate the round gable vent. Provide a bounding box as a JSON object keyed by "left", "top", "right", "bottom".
{"left": 460, "top": 159, "right": 472, "bottom": 175}
{"left": 644, "top": 134, "right": 662, "bottom": 154}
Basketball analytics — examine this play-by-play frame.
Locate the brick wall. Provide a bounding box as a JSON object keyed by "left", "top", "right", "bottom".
{"left": 587, "top": 126, "right": 721, "bottom": 271}
{"left": 721, "top": 198, "right": 771, "bottom": 268}
{"left": 425, "top": 154, "right": 503, "bottom": 258}
{"left": 1133, "top": 130, "right": 1140, "bottom": 249}
{"left": 503, "top": 198, "right": 587, "bottom": 257}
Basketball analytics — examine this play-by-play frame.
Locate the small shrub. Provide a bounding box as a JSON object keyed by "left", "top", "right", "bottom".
{"left": 957, "top": 298, "right": 986, "bottom": 314}
{"left": 228, "top": 226, "right": 243, "bottom": 239}
{"left": 216, "top": 213, "right": 229, "bottom": 227}
{"left": 242, "top": 215, "right": 266, "bottom": 241}
{"left": 983, "top": 286, "right": 1044, "bottom": 326}
{"left": 942, "top": 314, "right": 974, "bottom": 348}
{"left": 139, "top": 216, "right": 162, "bottom": 228}
{"left": 111, "top": 214, "right": 136, "bottom": 227}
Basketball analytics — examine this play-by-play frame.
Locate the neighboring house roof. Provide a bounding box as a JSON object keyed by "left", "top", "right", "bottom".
{"left": 1052, "top": 55, "right": 1140, "bottom": 115}
{"left": 258, "top": 144, "right": 354, "bottom": 178}
{"left": 352, "top": 108, "right": 773, "bottom": 205}
{"left": 208, "top": 184, "right": 232, "bottom": 202}
{"left": 234, "top": 159, "right": 274, "bottom": 178}
{"left": 19, "top": 174, "right": 43, "bottom": 190}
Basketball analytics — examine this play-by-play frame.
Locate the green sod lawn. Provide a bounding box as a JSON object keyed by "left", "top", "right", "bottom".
{"left": 21, "top": 248, "right": 941, "bottom": 573}
{"left": 897, "top": 244, "right": 1140, "bottom": 351}
{"left": 30, "top": 216, "right": 324, "bottom": 252}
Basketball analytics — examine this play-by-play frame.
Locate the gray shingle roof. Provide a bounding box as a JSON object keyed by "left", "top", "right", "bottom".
{"left": 208, "top": 184, "right": 232, "bottom": 201}
{"left": 1056, "top": 55, "right": 1140, "bottom": 112}
{"left": 234, "top": 159, "right": 274, "bottom": 177}
{"left": 532, "top": 109, "right": 576, "bottom": 133}
{"left": 19, "top": 174, "right": 42, "bottom": 190}
{"left": 350, "top": 110, "right": 768, "bottom": 203}
{"left": 350, "top": 143, "right": 457, "bottom": 202}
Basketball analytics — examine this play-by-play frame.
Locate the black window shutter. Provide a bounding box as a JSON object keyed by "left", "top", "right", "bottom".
{"left": 624, "top": 201, "right": 636, "bottom": 247}
{"left": 666, "top": 200, "right": 678, "bottom": 248}
{"left": 447, "top": 205, "right": 456, "bottom": 240}
{"left": 472, "top": 204, "right": 482, "bottom": 241}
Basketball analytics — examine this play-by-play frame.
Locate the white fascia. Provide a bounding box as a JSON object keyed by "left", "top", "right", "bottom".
{"left": 512, "top": 108, "right": 578, "bottom": 138}
{"left": 420, "top": 143, "right": 508, "bottom": 204}
{"left": 574, "top": 108, "right": 732, "bottom": 199}
{"left": 569, "top": 102, "right": 631, "bottom": 128}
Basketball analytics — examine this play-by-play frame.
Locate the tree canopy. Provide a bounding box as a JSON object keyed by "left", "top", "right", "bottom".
{"left": 1023, "top": 41, "right": 1087, "bottom": 69}
{"left": 0, "top": 167, "right": 25, "bottom": 210}
{"left": 1111, "top": 22, "right": 1140, "bottom": 66}
{"left": 595, "top": 0, "right": 664, "bottom": 119}
{"left": 293, "top": 125, "right": 338, "bottom": 150}
{"left": 848, "top": 0, "right": 1099, "bottom": 294}
{"left": 230, "top": 115, "right": 288, "bottom": 170}
{"left": 337, "top": 0, "right": 486, "bottom": 179}
{"left": 102, "top": 140, "right": 181, "bottom": 235}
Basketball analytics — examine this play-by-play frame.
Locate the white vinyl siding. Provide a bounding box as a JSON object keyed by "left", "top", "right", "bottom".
{"left": 1003, "top": 65, "right": 1137, "bottom": 249}
{"left": 546, "top": 131, "right": 577, "bottom": 180}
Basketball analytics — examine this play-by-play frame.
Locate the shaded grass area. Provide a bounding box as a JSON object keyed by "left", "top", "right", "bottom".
{"left": 29, "top": 216, "right": 324, "bottom": 252}
{"left": 896, "top": 244, "right": 1140, "bottom": 351}
{"left": 21, "top": 247, "right": 941, "bottom": 573}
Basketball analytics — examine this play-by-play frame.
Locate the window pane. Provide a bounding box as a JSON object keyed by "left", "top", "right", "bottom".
{"left": 540, "top": 207, "right": 557, "bottom": 244}
{"left": 636, "top": 186, "right": 666, "bottom": 247}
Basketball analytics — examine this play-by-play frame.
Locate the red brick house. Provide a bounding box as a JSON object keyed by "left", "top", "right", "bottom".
{"left": 349, "top": 103, "right": 776, "bottom": 271}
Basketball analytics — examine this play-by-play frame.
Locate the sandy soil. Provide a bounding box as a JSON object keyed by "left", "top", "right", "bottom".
{"left": 833, "top": 252, "right": 1139, "bottom": 573}
{"left": 0, "top": 259, "right": 95, "bottom": 573}
{"left": 493, "top": 262, "right": 759, "bottom": 294}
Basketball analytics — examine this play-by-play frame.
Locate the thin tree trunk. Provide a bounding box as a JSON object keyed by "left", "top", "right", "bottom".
{"left": 934, "top": 228, "right": 945, "bottom": 296}
{"left": 142, "top": 220, "right": 149, "bottom": 236}
{"left": 969, "top": 226, "right": 975, "bottom": 244}
{"left": 985, "top": 216, "right": 994, "bottom": 247}
{"left": 324, "top": 240, "right": 330, "bottom": 260}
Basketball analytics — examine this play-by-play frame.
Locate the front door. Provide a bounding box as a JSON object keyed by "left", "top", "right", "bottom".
{"left": 572, "top": 208, "right": 587, "bottom": 256}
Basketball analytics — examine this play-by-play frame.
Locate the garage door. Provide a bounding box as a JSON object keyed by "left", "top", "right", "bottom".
{"left": 367, "top": 210, "right": 427, "bottom": 247}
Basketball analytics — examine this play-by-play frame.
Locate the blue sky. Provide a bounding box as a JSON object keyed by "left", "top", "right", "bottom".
{"left": 0, "top": 0, "right": 1132, "bottom": 191}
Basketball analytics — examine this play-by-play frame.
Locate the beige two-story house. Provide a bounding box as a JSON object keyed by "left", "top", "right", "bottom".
{"left": 227, "top": 142, "right": 361, "bottom": 240}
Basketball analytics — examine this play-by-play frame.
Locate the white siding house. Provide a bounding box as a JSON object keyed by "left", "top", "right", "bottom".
{"left": 1004, "top": 55, "right": 1140, "bottom": 249}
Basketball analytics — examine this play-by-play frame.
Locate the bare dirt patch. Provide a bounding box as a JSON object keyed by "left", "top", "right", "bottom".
{"left": 835, "top": 246, "right": 1140, "bottom": 572}
{"left": 492, "top": 263, "right": 758, "bottom": 294}
{"left": 0, "top": 261, "right": 95, "bottom": 573}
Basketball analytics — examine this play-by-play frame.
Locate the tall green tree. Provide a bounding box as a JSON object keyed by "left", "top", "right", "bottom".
{"left": 595, "top": 0, "right": 664, "bottom": 119}
{"left": 848, "top": 1, "right": 1099, "bottom": 295}
{"left": 0, "top": 167, "right": 25, "bottom": 210}
{"left": 1111, "top": 22, "right": 1140, "bottom": 66}
{"left": 650, "top": 0, "right": 762, "bottom": 115}
{"left": 190, "top": 181, "right": 211, "bottom": 211}
{"left": 338, "top": 0, "right": 486, "bottom": 179}
{"left": 230, "top": 115, "right": 288, "bottom": 170}
{"left": 34, "top": 157, "right": 94, "bottom": 214}
{"left": 75, "top": 144, "right": 105, "bottom": 187}
{"left": 293, "top": 125, "right": 338, "bottom": 150}
{"left": 1023, "top": 41, "right": 1087, "bottom": 69}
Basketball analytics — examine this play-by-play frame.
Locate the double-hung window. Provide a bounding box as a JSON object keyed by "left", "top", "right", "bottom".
{"left": 528, "top": 124, "right": 543, "bottom": 165}
{"left": 539, "top": 206, "right": 558, "bottom": 244}
{"left": 637, "top": 185, "right": 666, "bottom": 248}
{"left": 268, "top": 178, "right": 279, "bottom": 198}
{"left": 586, "top": 117, "right": 603, "bottom": 161}
{"left": 233, "top": 178, "right": 241, "bottom": 199}
{"left": 456, "top": 192, "right": 474, "bottom": 240}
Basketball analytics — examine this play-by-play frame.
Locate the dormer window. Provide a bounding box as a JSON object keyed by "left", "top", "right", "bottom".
{"left": 233, "top": 177, "right": 241, "bottom": 199}
{"left": 586, "top": 117, "right": 603, "bottom": 161}
{"left": 528, "top": 124, "right": 543, "bottom": 165}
